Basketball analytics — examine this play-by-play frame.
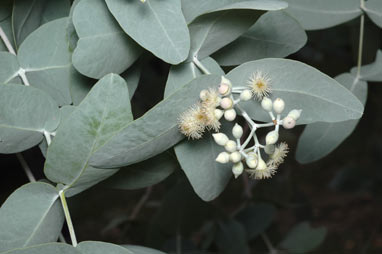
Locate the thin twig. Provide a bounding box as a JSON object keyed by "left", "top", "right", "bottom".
{"left": 16, "top": 153, "right": 36, "bottom": 182}
{"left": 59, "top": 190, "right": 78, "bottom": 247}
{"left": 192, "top": 56, "right": 211, "bottom": 75}
{"left": 129, "top": 186, "right": 153, "bottom": 220}
{"left": 0, "top": 25, "right": 16, "bottom": 55}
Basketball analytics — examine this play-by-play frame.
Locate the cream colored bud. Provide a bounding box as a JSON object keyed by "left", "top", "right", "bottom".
{"left": 273, "top": 98, "right": 285, "bottom": 114}
{"left": 264, "top": 144, "right": 275, "bottom": 155}
{"left": 232, "top": 123, "right": 243, "bottom": 139}
{"left": 224, "top": 109, "right": 236, "bottom": 121}
{"left": 214, "top": 109, "right": 224, "bottom": 120}
{"left": 240, "top": 90, "right": 252, "bottom": 101}
{"left": 265, "top": 130, "right": 279, "bottom": 145}
{"left": 225, "top": 140, "right": 237, "bottom": 152}
{"left": 218, "top": 83, "right": 231, "bottom": 96}
{"left": 246, "top": 154, "right": 258, "bottom": 168}
{"left": 199, "top": 89, "right": 208, "bottom": 101}
{"left": 287, "top": 109, "right": 302, "bottom": 121}
{"left": 261, "top": 97, "right": 273, "bottom": 112}
{"left": 220, "top": 97, "right": 233, "bottom": 109}
{"left": 230, "top": 151, "right": 242, "bottom": 163}
{"left": 212, "top": 133, "right": 229, "bottom": 146}
{"left": 232, "top": 162, "right": 244, "bottom": 179}
{"left": 256, "top": 158, "right": 267, "bottom": 170}
{"left": 216, "top": 152, "right": 230, "bottom": 164}
{"left": 221, "top": 76, "right": 232, "bottom": 87}
{"left": 282, "top": 116, "right": 296, "bottom": 129}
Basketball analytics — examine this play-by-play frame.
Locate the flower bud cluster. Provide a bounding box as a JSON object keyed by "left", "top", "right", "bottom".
{"left": 178, "top": 72, "right": 302, "bottom": 180}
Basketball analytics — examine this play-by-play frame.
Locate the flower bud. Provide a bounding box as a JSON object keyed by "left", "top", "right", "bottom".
{"left": 216, "top": 152, "right": 230, "bottom": 164}
{"left": 212, "top": 133, "right": 229, "bottom": 146}
{"left": 264, "top": 144, "right": 275, "bottom": 155}
{"left": 246, "top": 154, "right": 258, "bottom": 168}
{"left": 273, "top": 98, "right": 285, "bottom": 114}
{"left": 232, "top": 123, "right": 243, "bottom": 139}
{"left": 224, "top": 109, "right": 236, "bottom": 121}
{"left": 225, "top": 140, "right": 237, "bottom": 152}
{"left": 256, "top": 158, "right": 267, "bottom": 170}
{"left": 232, "top": 162, "right": 244, "bottom": 179}
{"left": 282, "top": 116, "right": 296, "bottom": 129}
{"left": 219, "top": 76, "right": 232, "bottom": 96}
{"left": 230, "top": 151, "right": 242, "bottom": 163}
{"left": 214, "top": 109, "right": 224, "bottom": 120}
{"left": 261, "top": 97, "right": 273, "bottom": 112}
{"left": 240, "top": 90, "right": 252, "bottom": 101}
{"left": 199, "top": 89, "right": 208, "bottom": 101}
{"left": 287, "top": 109, "right": 302, "bottom": 121}
{"left": 220, "top": 97, "right": 233, "bottom": 109}
{"left": 265, "top": 130, "right": 279, "bottom": 145}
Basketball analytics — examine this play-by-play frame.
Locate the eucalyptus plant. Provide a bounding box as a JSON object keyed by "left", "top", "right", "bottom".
{"left": 0, "top": 0, "right": 381, "bottom": 253}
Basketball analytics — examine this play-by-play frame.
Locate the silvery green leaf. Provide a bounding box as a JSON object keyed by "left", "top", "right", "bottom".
{"left": 0, "top": 16, "right": 15, "bottom": 52}
{"left": 235, "top": 203, "right": 277, "bottom": 240}
{"left": 213, "top": 11, "right": 307, "bottom": 66}
{"left": 164, "top": 57, "right": 224, "bottom": 97}
{"left": 364, "top": 0, "right": 382, "bottom": 28}
{"left": 44, "top": 74, "right": 132, "bottom": 195}
{"left": 284, "top": 0, "right": 362, "bottom": 30}
{"left": 72, "top": 0, "right": 141, "bottom": 79}
{"left": 188, "top": 0, "right": 288, "bottom": 61}
{"left": 0, "top": 84, "right": 60, "bottom": 154}
{"left": 0, "top": 52, "right": 19, "bottom": 83}
{"left": 12, "top": 0, "right": 70, "bottom": 48}
{"left": 181, "top": 0, "right": 235, "bottom": 24}
{"left": 174, "top": 127, "right": 233, "bottom": 202}
{"left": 279, "top": 222, "right": 327, "bottom": 254}
{"left": 296, "top": 73, "right": 367, "bottom": 164}
{"left": 77, "top": 241, "right": 134, "bottom": 254}
{"left": 215, "top": 218, "right": 250, "bottom": 254}
{"left": 352, "top": 50, "right": 382, "bottom": 82}
{"left": 121, "top": 245, "right": 166, "bottom": 254}
{"left": 0, "top": 183, "right": 64, "bottom": 252}
{"left": 121, "top": 63, "right": 141, "bottom": 100}
{"left": 1, "top": 243, "right": 80, "bottom": 254}
{"left": 17, "top": 18, "right": 83, "bottom": 106}
{"left": 90, "top": 75, "right": 221, "bottom": 168}
{"left": 66, "top": 0, "right": 82, "bottom": 52}
{"left": 226, "top": 58, "right": 364, "bottom": 124}
{"left": 104, "top": 152, "right": 177, "bottom": 190}
{"left": 105, "top": 0, "right": 190, "bottom": 64}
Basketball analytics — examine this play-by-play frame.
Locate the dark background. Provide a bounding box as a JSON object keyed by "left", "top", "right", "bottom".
{"left": 1, "top": 15, "right": 382, "bottom": 254}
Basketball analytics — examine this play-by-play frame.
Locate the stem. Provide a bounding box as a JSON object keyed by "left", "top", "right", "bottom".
{"left": 43, "top": 131, "right": 52, "bottom": 146}
{"left": 59, "top": 190, "right": 78, "bottom": 247}
{"left": 0, "top": 25, "right": 16, "bottom": 55}
{"left": 18, "top": 69, "right": 30, "bottom": 86}
{"left": 129, "top": 186, "right": 153, "bottom": 220}
{"left": 261, "top": 233, "right": 278, "bottom": 254}
{"left": 355, "top": 13, "right": 365, "bottom": 79}
{"left": 192, "top": 56, "right": 211, "bottom": 75}
{"left": 16, "top": 153, "right": 36, "bottom": 182}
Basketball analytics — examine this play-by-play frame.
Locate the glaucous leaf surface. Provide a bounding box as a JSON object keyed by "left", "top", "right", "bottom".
{"left": 188, "top": 0, "right": 288, "bottom": 61}
{"left": 66, "top": 0, "right": 81, "bottom": 52}
{"left": 1, "top": 243, "right": 80, "bottom": 254}
{"left": 44, "top": 74, "right": 132, "bottom": 194}
{"left": 353, "top": 50, "right": 382, "bottom": 82}
{"left": 213, "top": 11, "right": 307, "bottom": 66}
{"left": 90, "top": 75, "right": 221, "bottom": 168}
{"left": 181, "top": 0, "right": 235, "bottom": 24}
{"left": 105, "top": 0, "right": 190, "bottom": 64}
{"left": 235, "top": 203, "right": 276, "bottom": 240}
{"left": 0, "top": 84, "right": 60, "bottom": 154}
{"left": 121, "top": 245, "right": 166, "bottom": 254}
{"left": 296, "top": 73, "right": 368, "bottom": 163}
{"left": 104, "top": 152, "right": 178, "bottom": 190}
{"left": 364, "top": 0, "right": 382, "bottom": 28}
{"left": 0, "top": 52, "right": 19, "bottom": 83}
{"left": 215, "top": 218, "right": 250, "bottom": 254}
{"left": 72, "top": 0, "right": 141, "bottom": 79}
{"left": 164, "top": 57, "right": 224, "bottom": 97}
{"left": 77, "top": 241, "right": 134, "bottom": 254}
{"left": 284, "top": 0, "right": 362, "bottom": 30}
{"left": 121, "top": 63, "right": 141, "bottom": 100}
{"left": 279, "top": 222, "right": 327, "bottom": 254}
{"left": 12, "top": 0, "right": 70, "bottom": 48}
{"left": 226, "top": 59, "right": 364, "bottom": 124}
{"left": 0, "top": 183, "right": 64, "bottom": 252}
{"left": 174, "top": 123, "right": 233, "bottom": 201}
{"left": 17, "top": 18, "right": 84, "bottom": 106}
{"left": 0, "top": 16, "right": 14, "bottom": 51}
